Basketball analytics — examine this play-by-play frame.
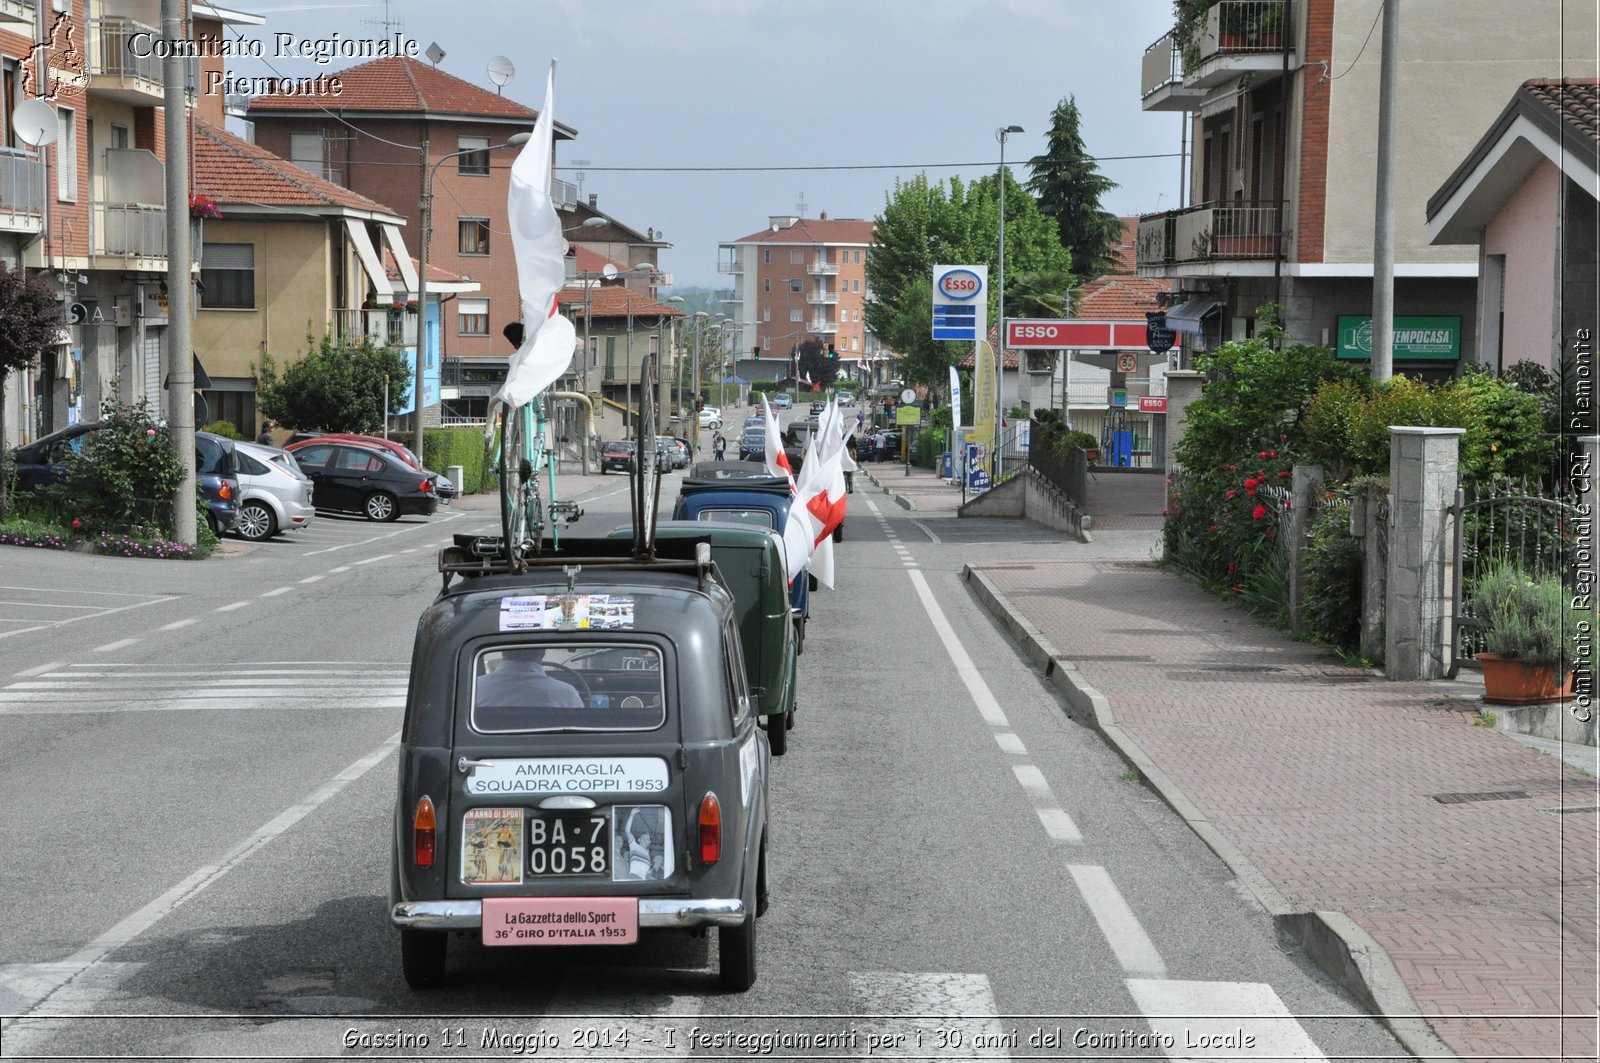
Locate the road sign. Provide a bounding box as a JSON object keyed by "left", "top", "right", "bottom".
{"left": 931, "top": 265, "right": 986, "bottom": 342}
{"left": 1139, "top": 397, "right": 1168, "bottom": 413}
{"left": 1145, "top": 312, "right": 1175, "bottom": 354}
{"left": 895, "top": 405, "right": 920, "bottom": 426}
{"left": 899, "top": 388, "right": 917, "bottom": 404}
{"left": 1116, "top": 352, "right": 1137, "bottom": 373}
{"left": 1111, "top": 389, "right": 1128, "bottom": 408}
{"left": 1005, "top": 319, "right": 1150, "bottom": 350}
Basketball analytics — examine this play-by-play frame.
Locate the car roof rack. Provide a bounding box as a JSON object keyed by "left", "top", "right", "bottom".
{"left": 678, "top": 472, "right": 793, "bottom": 494}
{"left": 438, "top": 533, "right": 715, "bottom": 592}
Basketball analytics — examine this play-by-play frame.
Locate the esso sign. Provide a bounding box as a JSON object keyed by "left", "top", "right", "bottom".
{"left": 1012, "top": 323, "right": 1066, "bottom": 340}
{"left": 937, "top": 269, "right": 982, "bottom": 299}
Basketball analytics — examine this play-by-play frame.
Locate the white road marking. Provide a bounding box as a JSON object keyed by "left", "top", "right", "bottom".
{"left": 0, "top": 735, "right": 401, "bottom": 1039}
{"left": 14, "top": 661, "right": 62, "bottom": 678}
{"left": 298, "top": 514, "right": 460, "bottom": 558}
{"left": 1126, "top": 978, "right": 1328, "bottom": 1059}
{"left": 214, "top": 601, "right": 251, "bottom": 612}
{"left": 909, "top": 518, "right": 942, "bottom": 544}
{"left": 328, "top": 565, "right": 352, "bottom": 573}
{"left": 906, "top": 570, "right": 1008, "bottom": 728}
{"left": 1035, "top": 808, "right": 1084, "bottom": 845}
{"left": 1011, "top": 764, "right": 1053, "bottom": 800}
{"left": 91, "top": 638, "right": 139, "bottom": 653}
{"left": 993, "top": 732, "right": 1026, "bottom": 755}
{"left": 866, "top": 499, "right": 881, "bottom": 514}
{"left": 353, "top": 553, "right": 394, "bottom": 565}
{"left": 158, "top": 619, "right": 198, "bottom": 632}
{"left": 298, "top": 575, "right": 325, "bottom": 583}
{"left": 1067, "top": 865, "right": 1165, "bottom": 977}
{"left": 848, "top": 972, "right": 1008, "bottom": 1058}
{"left": 0, "top": 591, "right": 179, "bottom": 641}
{"left": 260, "top": 587, "right": 293, "bottom": 597}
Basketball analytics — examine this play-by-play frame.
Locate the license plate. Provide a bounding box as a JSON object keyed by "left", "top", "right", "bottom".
{"left": 482, "top": 897, "right": 638, "bottom": 947}
{"left": 528, "top": 812, "right": 610, "bottom": 877}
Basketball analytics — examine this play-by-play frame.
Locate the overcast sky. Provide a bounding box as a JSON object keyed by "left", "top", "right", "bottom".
{"left": 229, "top": 0, "right": 1184, "bottom": 289}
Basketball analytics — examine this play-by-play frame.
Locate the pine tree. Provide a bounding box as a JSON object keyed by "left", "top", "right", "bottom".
{"left": 1026, "top": 96, "right": 1123, "bottom": 278}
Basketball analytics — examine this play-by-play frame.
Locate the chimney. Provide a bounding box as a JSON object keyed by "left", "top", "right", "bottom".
{"left": 819, "top": 210, "right": 828, "bottom": 221}
{"left": 588, "top": 193, "right": 598, "bottom": 209}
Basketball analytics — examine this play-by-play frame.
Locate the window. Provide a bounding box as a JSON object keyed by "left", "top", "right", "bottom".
{"left": 790, "top": 249, "right": 802, "bottom": 264}
{"left": 457, "top": 136, "right": 490, "bottom": 175}
{"left": 853, "top": 250, "right": 861, "bottom": 264}
{"left": 762, "top": 308, "right": 771, "bottom": 322}
{"left": 762, "top": 336, "right": 771, "bottom": 350}
{"left": 851, "top": 337, "right": 859, "bottom": 351}
{"left": 459, "top": 298, "right": 489, "bottom": 335}
{"left": 458, "top": 217, "right": 490, "bottom": 255}
{"left": 289, "top": 132, "right": 326, "bottom": 178}
{"left": 235, "top": 451, "right": 269, "bottom": 476}
{"left": 111, "top": 124, "right": 129, "bottom": 150}
{"left": 762, "top": 278, "right": 771, "bottom": 293}
{"left": 292, "top": 444, "right": 335, "bottom": 469}
{"left": 471, "top": 644, "right": 666, "bottom": 733}
{"left": 853, "top": 278, "right": 861, "bottom": 293}
{"left": 763, "top": 249, "right": 771, "bottom": 264}
{"left": 789, "top": 278, "right": 802, "bottom": 293}
{"left": 789, "top": 308, "right": 802, "bottom": 323}
{"left": 55, "top": 107, "right": 75, "bottom": 200}
{"left": 335, "top": 447, "right": 385, "bottom": 473}
{"left": 200, "top": 244, "right": 254, "bottom": 309}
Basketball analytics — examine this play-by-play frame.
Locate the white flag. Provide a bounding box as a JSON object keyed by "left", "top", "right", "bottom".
{"left": 491, "top": 61, "right": 568, "bottom": 413}
{"left": 761, "top": 398, "right": 795, "bottom": 489}
{"left": 782, "top": 402, "right": 848, "bottom": 587}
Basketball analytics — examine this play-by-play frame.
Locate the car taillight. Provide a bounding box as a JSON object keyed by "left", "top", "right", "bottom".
{"left": 413, "top": 796, "right": 436, "bottom": 868}
{"left": 698, "top": 792, "right": 721, "bottom": 865}
{"left": 218, "top": 482, "right": 232, "bottom": 500}
{"left": 420, "top": 479, "right": 434, "bottom": 492}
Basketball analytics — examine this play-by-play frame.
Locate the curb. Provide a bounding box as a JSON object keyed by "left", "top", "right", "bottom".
{"left": 962, "top": 565, "right": 1459, "bottom": 1063}
{"left": 862, "top": 469, "right": 918, "bottom": 511}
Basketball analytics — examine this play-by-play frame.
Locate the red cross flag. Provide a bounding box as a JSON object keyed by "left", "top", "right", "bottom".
{"left": 783, "top": 402, "right": 848, "bottom": 588}
{"left": 761, "top": 398, "right": 795, "bottom": 490}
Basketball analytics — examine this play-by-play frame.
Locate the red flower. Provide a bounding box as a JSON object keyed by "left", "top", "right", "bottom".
{"left": 1265, "top": 526, "right": 1277, "bottom": 539}
{"left": 1209, "top": 524, "right": 1218, "bottom": 532}
{"left": 1268, "top": 450, "right": 1277, "bottom": 458}
{"left": 1258, "top": 450, "right": 1268, "bottom": 458}
{"left": 1251, "top": 504, "right": 1267, "bottom": 520}
{"left": 1225, "top": 489, "right": 1236, "bottom": 499}
{"left": 1278, "top": 470, "right": 1290, "bottom": 479}
{"left": 1227, "top": 561, "right": 1237, "bottom": 575}
{"left": 71, "top": 519, "right": 81, "bottom": 529}
{"left": 1231, "top": 583, "right": 1244, "bottom": 595}
{"left": 1247, "top": 488, "right": 1257, "bottom": 496}
{"left": 1227, "top": 464, "right": 1237, "bottom": 472}
{"left": 1244, "top": 477, "right": 1259, "bottom": 489}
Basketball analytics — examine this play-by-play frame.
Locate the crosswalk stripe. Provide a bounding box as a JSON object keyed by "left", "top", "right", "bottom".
{"left": 0, "top": 664, "right": 411, "bottom": 714}
{"left": 848, "top": 972, "right": 1009, "bottom": 1058}
{"left": 1125, "top": 978, "right": 1328, "bottom": 1060}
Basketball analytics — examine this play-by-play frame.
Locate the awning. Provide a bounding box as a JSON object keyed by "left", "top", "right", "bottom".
{"left": 1165, "top": 297, "right": 1220, "bottom": 337}
{"left": 379, "top": 224, "right": 419, "bottom": 299}
{"left": 345, "top": 218, "right": 394, "bottom": 299}
{"left": 721, "top": 375, "right": 750, "bottom": 384}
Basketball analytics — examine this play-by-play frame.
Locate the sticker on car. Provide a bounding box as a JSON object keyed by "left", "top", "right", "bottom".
{"left": 462, "top": 807, "right": 525, "bottom": 885}
{"left": 464, "top": 757, "right": 669, "bottom": 796}
{"left": 499, "top": 594, "right": 636, "bottom": 631}
{"left": 482, "top": 896, "right": 639, "bottom": 946}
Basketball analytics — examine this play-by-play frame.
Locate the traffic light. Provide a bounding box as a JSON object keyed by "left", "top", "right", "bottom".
{"left": 752, "top": 344, "right": 760, "bottom": 360}
{"left": 827, "top": 344, "right": 837, "bottom": 360}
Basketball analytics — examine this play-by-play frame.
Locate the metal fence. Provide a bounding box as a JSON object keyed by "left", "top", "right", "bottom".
{"left": 1027, "top": 443, "right": 1088, "bottom": 511}
{"left": 0, "top": 149, "right": 45, "bottom": 219}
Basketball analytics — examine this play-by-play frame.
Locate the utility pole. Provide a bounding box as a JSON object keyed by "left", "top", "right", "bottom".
{"left": 162, "top": 0, "right": 195, "bottom": 545}
{"left": 1370, "top": 0, "right": 1401, "bottom": 382}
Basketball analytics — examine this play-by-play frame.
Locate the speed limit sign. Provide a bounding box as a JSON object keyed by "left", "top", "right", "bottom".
{"left": 1116, "top": 352, "right": 1137, "bottom": 373}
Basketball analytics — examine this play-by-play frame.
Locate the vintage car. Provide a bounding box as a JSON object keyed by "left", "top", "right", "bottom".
{"left": 391, "top": 537, "right": 771, "bottom": 991}
{"left": 673, "top": 472, "right": 813, "bottom": 652}
{"left": 611, "top": 521, "right": 799, "bottom": 755}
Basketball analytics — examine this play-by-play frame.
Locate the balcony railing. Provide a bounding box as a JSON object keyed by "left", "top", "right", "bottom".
{"left": 717, "top": 248, "right": 744, "bottom": 275}
{"left": 807, "top": 260, "right": 838, "bottom": 275}
{"left": 808, "top": 319, "right": 839, "bottom": 334}
{"left": 807, "top": 289, "right": 839, "bottom": 305}
{"left": 0, "top": 149, "right": 46, "bottom": 231}
{"left": 0, "top": 0, "right": 34, "bottom": 27}
{"left": 1136, "top": 202, "right": 1282, "bottom": 267}
{"left": 330, "top": 307, "right": 419, "bottom": 348}
{"left": 1140, "top": 32, "right": 1184, "bottom": 100}
{"left": 90, "top": 18, "right": 163, "bottom": 87}
{"left": 95, "top": 203, "right": 166, "bottom": 257}
{"left": 552, "top": 178, "right": 578, "bottom": 209}
{"left": 1200, "top": 0, "right": 1287, "bottom": 57}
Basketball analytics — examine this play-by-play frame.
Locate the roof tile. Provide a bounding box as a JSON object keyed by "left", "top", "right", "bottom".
{"left": 248, "top": 55, "right": 538, "bottom": 119}
{"left": 192, "top": 120, "right": 400, "bottom": 216}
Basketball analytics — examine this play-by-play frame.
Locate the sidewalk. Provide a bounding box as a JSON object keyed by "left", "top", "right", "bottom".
{"left": 954, "top": 505, "right": 1598, "bottom": 1059}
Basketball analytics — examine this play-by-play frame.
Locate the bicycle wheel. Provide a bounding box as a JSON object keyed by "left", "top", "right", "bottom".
{"left": 631, "top": 355, "right": 659, "bottom": 553}
{"left": 498, "top": 404, "right": 526, "bottom": 566}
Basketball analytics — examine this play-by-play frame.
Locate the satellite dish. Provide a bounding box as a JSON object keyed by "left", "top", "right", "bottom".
{"left": 425, "top": 41, "right": 446, "bottom": 66}
{"left": 12, "top": 99, "right": 57, "bottom": 148}
{"left": 601, "top": 263, "right": 618, "bottom": 280}
{"left": 486, "top": 56, "right": 515, "bottom": 87}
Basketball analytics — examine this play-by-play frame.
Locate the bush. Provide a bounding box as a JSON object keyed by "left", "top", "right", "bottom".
{"left": 200, "top": 419, "right": 245, "bottom": 440}
{"left": 0, "top": 518, "right": 75, "bottom": 551}
{"left": 423, "top": 426, "right": 493, "bottom": 494}
{"left": 913, "top": 427, "right": 946, "bottom": 468}
{"left": 65, "top": 397, "right": 184, "bottom": 536}
{"left": 1164, "top": 447, "right": 1294, "bottom": 591}
{"left": 1474, "top": 564, "right": 1574, "bottom": 672}
{"left": 1301, "top": 497, "right": 1365, "bottom": 651}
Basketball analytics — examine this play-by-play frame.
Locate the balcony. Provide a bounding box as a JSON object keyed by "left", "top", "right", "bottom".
{"left": 0, "top": 0, "right": 34, "bottom": 27}
{"left": 0, "top": 149, "right": 46, "bottom": 235}
{"left": 1140, "top": 32, "right": 1204, "bottom": 111}
{"left": 552, "top": 177, "right": 578, "bottom": 209}
{"left": 717, "top": 246, "right": 743, "bottom": 275}
{"left": 331, "top": 307, "right": 419, "bottom": 349}
{"left": 1136, "top": 202, "right": 1282, "bottom": 273}
{"left": 806, "top": 260, "right": 839, "bottom": 276}
{"left": 88, "top": 18, "right": 166, "bottom": 104}
{"left": 1181, "top": 1, "right": 1292, "bottom": 91}
{"left": 807, "top": 289, "right": 839, "bottom": 305}
{"left": 808, "top": 318, "right": 838, "bottom": 334}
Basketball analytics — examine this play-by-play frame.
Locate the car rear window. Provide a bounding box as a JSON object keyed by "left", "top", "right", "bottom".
{"left": 196, "top": 437, "right": 234, "bottom": 475}
{"left": 272, "top": 452, "right": 304, "bottom": 476}
{"left": 696, "top": 508, "right": 775, "bottom": 530}
{"left": 471, "top": 644, "right": 665, "bottom": 733}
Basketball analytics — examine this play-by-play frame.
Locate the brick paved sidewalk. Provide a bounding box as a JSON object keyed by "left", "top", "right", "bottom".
{"left": 973, "top": 559, "right": 1598, "bottom": 1062}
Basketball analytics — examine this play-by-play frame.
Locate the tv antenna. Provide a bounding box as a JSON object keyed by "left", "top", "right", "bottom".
{"left": 360, "top": 0, "right": 403, "bottom": 36}
{"left": 796, "top": 192, "right": 809, "bottom": 217}
{"left": 486, "top": 56, "right": 515, "bottom": 93}
{"left": 571, "top": 158, "right": 591, "bottom": 193}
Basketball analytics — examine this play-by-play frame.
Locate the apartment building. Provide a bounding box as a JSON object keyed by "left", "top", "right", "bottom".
{"left": 1, "top": 0, "right": 260, "bottom": 446}
{"left": 1134, "top": 0, "right": 1597, "bottom": 376}
{"left": 717, "top": 213, "right": 883, "bottom": 388}
{"left": 248, "top": 55, "right": 576, "bottom": 422}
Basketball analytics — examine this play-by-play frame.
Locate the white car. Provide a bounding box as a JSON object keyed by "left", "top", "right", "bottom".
{"left": 699, "top": 407, "right": 723, "bottom": 430}
{"left": 232, "top": 440, "right": 316, "bottom": 541}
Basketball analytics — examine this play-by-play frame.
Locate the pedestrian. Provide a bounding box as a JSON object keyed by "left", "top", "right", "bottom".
{"left": 256, "top": 420, "right": 274, "bottom": 445}
{"left": 712, "top": 430, "right": 726, "bottom": 460}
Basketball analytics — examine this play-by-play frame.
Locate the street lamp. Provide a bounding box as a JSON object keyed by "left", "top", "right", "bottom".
{"left": 414, "top": 131, "right": 530, "bottom": 460}
{"left": 995, "top": 124, "right": 1023, "bottom": 476}
{"left": 563, "top": 216, "right": 612, "bottom": 398}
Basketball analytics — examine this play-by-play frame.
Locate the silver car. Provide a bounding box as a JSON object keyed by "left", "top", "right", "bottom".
{"left": 232, "top": 440, "right": 316, "bottom": 541}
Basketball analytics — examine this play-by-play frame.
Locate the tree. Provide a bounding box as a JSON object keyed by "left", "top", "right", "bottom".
{"left": 865, "top": 171, "right": 1070, "bottom": 389}
{"left": 253, "top": 333, "right": 412, "bottom": 435}
{"left": 1026, "top": 96, "right": 1124, "bottom": 278}
{"left": 795, "top": 338, "right": 839, "bottom": 391}
{"left": 0, "top": 263, "right": 63, "bottom": 521}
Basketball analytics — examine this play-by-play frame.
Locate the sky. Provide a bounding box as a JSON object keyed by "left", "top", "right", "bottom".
{"left": 224, "top": 0, "right": 1185, "bottom": 290}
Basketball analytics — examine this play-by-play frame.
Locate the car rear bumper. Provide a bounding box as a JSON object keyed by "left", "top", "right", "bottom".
{"left": 391, "top": 898, "right": 745, "bottom": 930}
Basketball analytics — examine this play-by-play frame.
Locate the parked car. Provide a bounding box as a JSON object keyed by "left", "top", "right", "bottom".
{"left": 772, "top": 394, "right": 792, "bottom": 410}
{"left": 11, "top": 422, "right": 240, "bottom": 534}
{"left": 600, "top": 440, "right": 635, "bottom": 475}
{"left": 808, "top": 401, "right": 827, "bottom": 416}
{"left": 699, "top": 407, "right": 723, "bottom": 430}
{"left": 836, "top": 393, "right": 855, "bottom": 407}
{"left": 288, "top": 440, "right": 440, "bottom": 521}
{"left": 231, "top": 441, "right": 316, "bottom": 541}
{"left": 653, "top": 436, "right": 687, "bottom": 471}
{"left": 674, "top": 472, "right": 814, "bottom": 652}
{"left": 287, "top": 433, "right": 420, "bottom": 469}
{"left": 743, "top": 415, "right": 766, "bottom": 429}
{"left": 393, "top": 536, "right": 771, "bottom": 990}
{"left": 672, "top": 438, "right": 692, "bottom": 468}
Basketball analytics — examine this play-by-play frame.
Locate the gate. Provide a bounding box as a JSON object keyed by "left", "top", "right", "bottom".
{"left": 1446, "top": 476, "right": 1583, "bottom": 677}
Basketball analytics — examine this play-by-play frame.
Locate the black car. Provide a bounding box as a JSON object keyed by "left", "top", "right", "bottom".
{"left": 288, "top": 440, "right": 440, "bottom": 521}
{"left": 808, "top": 401, "right": 827, "bottom": 415}
{"left": 736, "top": 428, "right": 765, "bottom": 462}
{"left": 600, "top": 440, "right": 635, "bottom": 475}
{"left": 11, "top": 422, "right": 241, "bottom": 534}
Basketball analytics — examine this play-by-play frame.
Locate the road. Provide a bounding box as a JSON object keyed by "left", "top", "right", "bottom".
{"left": 0, "top": 425, "right": 1407, "bottom": 1060}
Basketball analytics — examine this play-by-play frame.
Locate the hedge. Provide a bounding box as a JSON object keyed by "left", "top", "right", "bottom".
{"left": 422, "top": 426, "right": 494, "bottom": 494}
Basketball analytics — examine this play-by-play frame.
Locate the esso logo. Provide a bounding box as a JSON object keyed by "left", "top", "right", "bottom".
{"left": 1012, "top": 324, "right": 1062, "bottom": 339}
{"left": 937, "top": 269, "right": 982, "bottom": 300}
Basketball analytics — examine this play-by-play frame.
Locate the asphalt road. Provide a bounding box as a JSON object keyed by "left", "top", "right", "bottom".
{"left": 0, "top": 444, "right": 1407, "bottom": 1061}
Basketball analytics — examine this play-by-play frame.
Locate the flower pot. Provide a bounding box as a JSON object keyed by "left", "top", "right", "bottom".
{"left": 1477, "top": 652, "right": 1573, "bottom": 705}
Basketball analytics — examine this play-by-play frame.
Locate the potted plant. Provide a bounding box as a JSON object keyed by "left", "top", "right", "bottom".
{"left": 1472, "top": 563, "right": 1576, "bottom": 704}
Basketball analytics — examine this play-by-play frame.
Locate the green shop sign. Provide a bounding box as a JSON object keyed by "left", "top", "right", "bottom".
{"left": 1336, "top": 315, "right": 1461, "bottom": 361}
